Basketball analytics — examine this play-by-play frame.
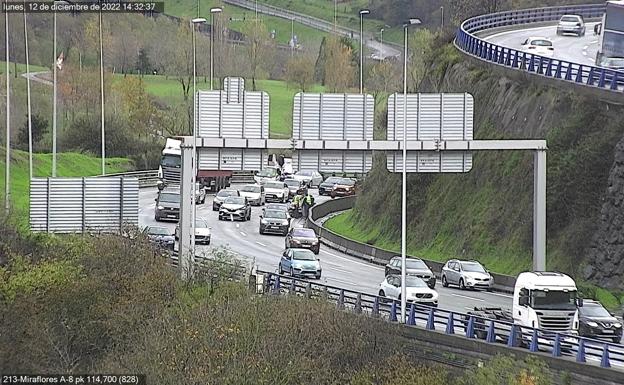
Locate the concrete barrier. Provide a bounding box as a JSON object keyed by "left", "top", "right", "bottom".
{"left": 307, "top": 197, "right": 516, "bottom": 292}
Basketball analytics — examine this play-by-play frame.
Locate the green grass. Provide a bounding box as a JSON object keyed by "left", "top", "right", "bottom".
{"left": 115, "top": 74, "right": 323, "bottom": 139}
{"left": 0, "top": 61, "right": 49, "bottom": 74}
{"left": 0, "top": 149, "right": 133, "bottom": 226}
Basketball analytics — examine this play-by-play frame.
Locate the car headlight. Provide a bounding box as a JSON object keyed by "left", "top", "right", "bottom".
{"left": 587, "top": 321, "right": 599, "bottom": 328}
{"left": 281, "top": 220, "right": 289, "bottom": 225}
{"left": 291, "top": 239, "right": 301, "bottom": 244}
{"left": 614, "top": 322, "right": 622, "bottom": 328}
{"left": 157, "top": 205, "right": 164, "bottom": 210}
{"left": 261, "top": 219, "right": 268, "bottom": 224}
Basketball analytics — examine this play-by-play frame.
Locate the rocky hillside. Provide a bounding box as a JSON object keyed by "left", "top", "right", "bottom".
{"left": 345, "top": 44, "right": 624, "bottom": 290}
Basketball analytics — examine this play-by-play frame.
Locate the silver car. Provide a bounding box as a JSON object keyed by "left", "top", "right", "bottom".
{"left": 212, "top": 189, "right": 240, "bottom": 211}
{"left": 441, "top": 259, "right": 493, "bottom": 291}
{"left": 293, "top": 170, "right": 323, "bottom": 187}
{"left": 556, "top": 14, "right": 585, "bottom": 36}
{"left": 239, "top": 184, "right": 265, "bottom": 206}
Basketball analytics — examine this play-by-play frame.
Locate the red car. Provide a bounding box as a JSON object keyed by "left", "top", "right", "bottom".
{"left": 330, "top": 178, "right": 357, "bottom": 198}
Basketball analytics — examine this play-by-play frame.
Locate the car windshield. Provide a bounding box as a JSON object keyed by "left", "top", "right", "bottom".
{"left": 265, "top": 210, "right": 287, "bottom": 219}
{"left": 406, "top": 259, "right": 428, "bottom": 269}
{"left": 531, "top": 39, "right": 552, "bottom": 47}
{"left": 266, "top": 204, "right": 286, "bottom": 210}
{"left": 561, "top": 16, "right": 579, "bottom": 22}
{"left": 292, "top": 249, "right": 316, "bottom": 261}
{"left": 323, "top": 177, "right": 341, "bottom": 184}
{"left": 195, "top": 218, "right": 208, "bottom": 228}
{"left": 257, "top": 169, "right": 277, "bottom": 177}
{"left": 241, "top": 185, "right": 261, "bottom": 193}
{"left": 293, "top": 228, "right": 315, "bottom": 238}
{"left": 224, "top": 197, "right": 245, "bottom": 205}
{"left": 404, "top": 276, "right": 427, "bottom": 288}
{"left": 160, "top": 154, "right": 180, "bottom": 168}
{"left": 461, "top": 262, "right": 486, "bottom": 273}
{"left": 265, "top": 182, "right": 284, "bottom": 189}
{"left": 337, "top": 178, "right": 355, "bottom": 186}
{"left": 296, "top": 171, "right": 313, "bottom": 176}
{"left": 285, "top": 179, "right": 300, "bottom": 187}
{"left": 531, "top": 290, "right": 577, "bottom": 310}
{"left": 604, "top": 58, "right": 624, "bottom": 68}
{"left": 581, "top": 304, "right": 612, "bottom": 318}
{"left": 159, "top": 193, "right": 179, "bottom": 203}
{"left": 217, "top": 190, "right": 237, "bottom": 198}
{"left": 147, "top": 227, "right": 169, "bottom": 235}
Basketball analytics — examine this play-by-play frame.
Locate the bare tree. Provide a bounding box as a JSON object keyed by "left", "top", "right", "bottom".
{"left": 285, "top": 54, "right": 315, "bottom": 92}
{"left": 241, "top": 20, "right": 275, "bottom": 90}
{"left": 323, "top": 37, "right": 355, "bottom": 92}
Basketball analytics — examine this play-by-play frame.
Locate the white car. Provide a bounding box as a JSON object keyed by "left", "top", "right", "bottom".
{"left": 194, "top": 182, "right": 206, "bottom": 204}
{"left": 521, "top": 37, "right": 554, "bottom": 58}
{"left": 293, "top": 170, "right": 323, "bottom": 187}
{"left": 378, "top": 275, "right": 438, "bottom": 307}
{"left": 174, "top": 217, "right": 211, "bottom": 245}
{"left": 556, "top": 14, "right": 585, "bottom": 36}
{"left": 264, "top": 181, "right": 290, "bottom": 203}
{"left": 239, "top": 184, "right": 265, "bottom": 206}
{"left": 254, "top": 168, "right": 279, "bottom": 185}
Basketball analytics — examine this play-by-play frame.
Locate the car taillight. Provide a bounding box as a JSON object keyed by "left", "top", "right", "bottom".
{"left": 548, "top": 47, "right": 554, "bottom": 51}
{"left": 528, "top": 46, "right": 535, "bottom": 49}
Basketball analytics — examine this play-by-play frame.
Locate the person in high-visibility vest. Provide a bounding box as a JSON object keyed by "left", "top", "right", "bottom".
{"left": 302, "top": 192, "right": 315, "bottom": 218}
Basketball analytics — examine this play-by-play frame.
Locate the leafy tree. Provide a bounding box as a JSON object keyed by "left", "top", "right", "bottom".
{"left": 285, "top": 54, "right": 316, "bottom": 92}
{"left": 16, "top": 113, "right": 49, "bottom": 152}
{"left": 323, "top": 36, "right": 356, "bottom": 92}
{"left": 242, "top": 19, "right": 276, "bottom": 90}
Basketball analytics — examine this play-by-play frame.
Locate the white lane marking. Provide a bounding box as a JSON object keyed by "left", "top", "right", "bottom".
{"left": 449, "top": 293, "right": 485, "bottom": 302}
{"left": 589, "top": 58, "right": 595, "bottom": 62}
{"left": 484, "top": 25, "right": 555, "bottom": 40}
{"left": 256, "top": 241, "right": 267, "bottom": 247}
{"left": 236, "top": 223, "right": 240, "bottom": 228}
{"left": 321, "top": 250, "right": 383, "bottom": 270}
{"left": 583, "top": 45, "right": 589, "bottom": 50}
{"left": 583, "top": 51, "right": 587, "bottom": 56}
{"left": 240, "top": 231, "right": 247, "bottom": 237}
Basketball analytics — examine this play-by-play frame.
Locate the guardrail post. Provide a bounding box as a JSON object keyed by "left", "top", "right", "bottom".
{"left": 565, "top": 63, "right": 573, "bottom": 81}
{"left": 305, "top": 282, "right": 312, "bottom": 298}
{"left": 321, "top": 285, "right": 329, "bottom": 300}
{"left": 505, "top": 48, "right": 512, "bottom": 66}
{"left": 576, "top": 338, "right": 586, "bottom": 363}
{"left": 575, "top": 65, "right": 584, "bottom": 83}
{"left": 552, "top": 333, "right": 561, "bottom": 357}
{"left": 536, "top": 58, "right": 544, "bottom": 75}
{"left": 407, "top": 303, "right": 416, "bottom": 326}
{"left": 426, "top": 308, "right": 435, "bottom": 330}
{"left": 486, "top": 44, "right": 493, "bottom": 61}
{"left": 529, "top": 329, "right": 539, "bottom": 352}
{"left": 390, "top": 301, "right": 398, "bottom": 322}
{"left": 354, "top": 293, "right": 362, "bottom": 314}
{"left": 528, "top": 56, "right": 535, "bottom": 73}
{"left": 587, "top": 67, "right": 595, "bottom": 86}
{"left": 486, "top": 321, "right": 496, "bottom": 343}
{"left": 512, "top": 50, "right": 519, "bottom": 69}
{"left": 289, "top": 279, "right": 296, "bottom": 294}
{"left": 273, "top": 276, "right": 281, "bottom": 293}
{"left": 610, "top": 72, "right": 619, "bottom": 91}
{"left": 507, "top": 325, "right": 518, "bottom": 348}
{"left": 600, "top": 344, "right": 611, "bottom": 368}
{"left": 264, "top": 273, "right": 272, "bottom": 292}
{"left": 465, "top": 316, "right": 475, "bottom": 338}
{"left": 372, "top": 297, "right": 380, "bottom": 317}
{"left": 598, "top": 69, "right": 607, "bottom": 88}
{"left": 554, "top": 61, "right": 562, "bottom": 79}
{"left": 337, "top": 289, "right": 344, "bottom": 309}
{"left": 546, "top": 59, "right": 554, "bottom": 77}
{"left": 445, "top": 312, "right": 455, "bottom": 335}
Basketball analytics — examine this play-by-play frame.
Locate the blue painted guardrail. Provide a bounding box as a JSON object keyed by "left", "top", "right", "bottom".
{"left": 454, "top": 4, "right": 624, "bottom": 93}
{"left": 256, "top": 270, "right": 624, "bottom": 370}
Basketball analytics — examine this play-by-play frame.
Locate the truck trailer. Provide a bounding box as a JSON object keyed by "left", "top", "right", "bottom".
{"left": 596, "top": 0, "right": 624, "bottom": 67}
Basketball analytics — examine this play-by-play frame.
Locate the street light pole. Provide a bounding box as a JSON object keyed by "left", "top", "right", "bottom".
{"left": 359, "top": 9, "right": 370, "bottom": 94}
{"left": 5, "top": 8, "right": 10, "bottom": 214}
{"left": 210, "top": 8, "right": 222, "bottom": 91}
{"left": 291, "top": 18, "right": 294, "bottom": 57}
{"left": 191, "top": 17, "right": 206, "bottom": 260}
{"left": 380, "top": 28, "right": 384, "bottom": 61}
{"left": 52, "top": 6, "right": 57, "bottom": 177}
{"left": 23, "top": 1, "right": 33, "bottom": 181}
{"left": 441, "top": 6, "right": 444, "bottom": 30}
{"left": 99, "top": 1, "right": 105, "bottom": 175}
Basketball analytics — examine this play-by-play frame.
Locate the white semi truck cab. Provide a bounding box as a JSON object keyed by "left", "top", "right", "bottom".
{"left": 513, "top": 272, "right": 582, "bottom": 333}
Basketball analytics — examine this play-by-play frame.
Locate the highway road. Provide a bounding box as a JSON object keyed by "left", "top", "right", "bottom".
{"left": 140, "top": 184, "right": 513, "bottom": 315}
{"left": 484, "top": 22, "right": 601, "bottom": 66}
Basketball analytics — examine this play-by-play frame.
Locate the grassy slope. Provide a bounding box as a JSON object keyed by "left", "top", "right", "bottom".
{"left": 0, "top": 149, "right": 133, "bottom": 226}
{"left": 116, "top": 74, "right": 323, "bottom": 138}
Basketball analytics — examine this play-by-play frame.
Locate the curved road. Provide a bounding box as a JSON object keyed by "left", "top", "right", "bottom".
{"left": 140, "top": 184, "right": 514, "bottom": 315}
{"left": 484, "top": 22, "right": 601, "bottom": 66}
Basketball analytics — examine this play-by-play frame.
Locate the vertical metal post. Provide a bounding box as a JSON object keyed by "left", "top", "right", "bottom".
{"left": 5, "top": 8, "right": 10, "bottom": 214}
{"left": 441, "top": 6, "right": 444, "bottom": 30}
{"left": 191, "top": 21, "right": 199, "bottom": 257}
{"left": 52, "top": 7, "right": 57, "bottom": 177}
{"left": 400, "top": 25, "right": 408, "bottom": 323}
{"left": 210, "top": 15, "right": 214, "bottom": 91}
{"left": 533, "top": 150, "right": 546, "bottom": 271}
{"left": 291, "top": 18, "right": 294, "bottom": 57}
{"left": 359, "top": 13, "right": 364, "bottom": 94}
{"left": 23, "top": 1, "right": 33, "bottom": 181}
{"left": 99, "top": 2, "right": 106, "bottom": 175}
{"left": 119, "top": 177, "right": 124, "bottom": 233}
{"left": 380, "top": 28, "right": 383, "bottom": 61}
{"left": 179, "top": 141, "right": 194, "bottom": 279}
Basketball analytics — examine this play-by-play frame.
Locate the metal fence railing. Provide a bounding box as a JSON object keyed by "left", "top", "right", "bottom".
{"left": 455, "top": 4, "right": 624, "bottom": 94}
{"left": 257, "top": 270, "right": 624, "bottom": 371}
{"left": 102, "top": 170, "right": 159, "bottom": 188}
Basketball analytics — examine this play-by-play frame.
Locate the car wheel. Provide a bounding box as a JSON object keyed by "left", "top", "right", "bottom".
{"left": 259, "top": 227, "right": 264, "bottom": 235}
{"left": 378, "top": 290, "right": 386, "bottom": 302}
{"left": 290, "top": 267, "right": 295, "bottom": 277}
{"left": 154, "top": 215, "right": 160, "bottom": 222}
{"left": 315, "top": 273, "right": 321, "bottom": 279}
{"left": 218, "top": 216, "right": 223, "bottom": 221}
{"left": 212, "top": 205, "right": 218, "bottom": 211}
{"left": 278, "top": 264, "right": 283, "bottom": 275}
{"left": 313, "top": 247, "right": 320, "bottom": 255}
{"left": 442, "top": 275, "right": 448, "bottom": 287}
{"left": 613, "top": 337, "right": 621, "bottom": 344}
{"left": 459, "top": 278, "right": 466, "bottom": 290}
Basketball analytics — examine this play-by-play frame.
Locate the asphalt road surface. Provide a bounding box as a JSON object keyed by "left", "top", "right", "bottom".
{"left": 483, "top": 22, "right": 601, "bottom": 66}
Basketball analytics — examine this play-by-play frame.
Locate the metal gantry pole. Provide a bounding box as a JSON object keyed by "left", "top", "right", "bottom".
{"left": 533, "top": 150, "right": 547, "bottom": 271}
{"left": 99, "top": 2, "right": 106, "bottom": 175}
{"left": 5, "top": 8, "right": 11, "bottom": 214}
{"left": 400, "top": 25, "right": 408, "bottom": 323}
{"left": 23, "top": 1, "right": 33, "bottom": 181}
{"left": 210, "top": 16, "right": 214, "bottom": 91}
{"left": 291, "top": 18, "right": 294, "bottom": 57}
{"left": 52, "top": 8, "right": 57, "bottom": 177}
{"left": 359, "top": 12, "right": 364, "bottom": 93}
{"left": 380, "top": 28, "right": 384, "bottom": 61}
{"left": 191, "top": 20, "right": 200, "bottom": 259}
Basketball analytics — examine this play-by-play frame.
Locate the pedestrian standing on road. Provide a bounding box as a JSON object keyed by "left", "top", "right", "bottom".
{"left": 302, "top": 192, "right": 315, "bottom": 219}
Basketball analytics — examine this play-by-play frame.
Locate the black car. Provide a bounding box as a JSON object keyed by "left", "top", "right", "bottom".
{"left": 579, "top": 300, "right": 623, "bottom": 343}
{"left": 318, "top": 176, "right": 343, "bottom": 196}
{"left": 285, "top": 227, "right": 320, "bottom": 254}
{"left": 145, "top": 226, "right": 174, "bottom": 249}
{"left": 384, "top": 256, "right": 436, "bottom": 289}
{"left": 154, "top": 189, "right": 180, "bottom": 222}
{"left": 259, "top": 209, "right": 290, "bottom": 235}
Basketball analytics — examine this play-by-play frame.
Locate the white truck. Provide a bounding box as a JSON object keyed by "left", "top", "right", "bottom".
{"left": 467, "top": 271, "right": 582, "bottom": 341}
{"left": 595, "top": 0, "right": 624, "bottom": 67}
